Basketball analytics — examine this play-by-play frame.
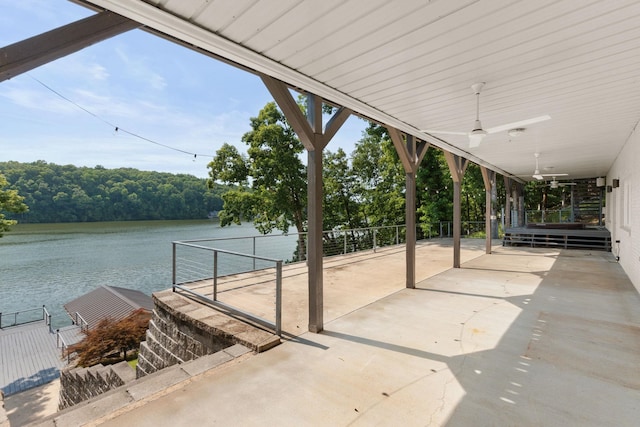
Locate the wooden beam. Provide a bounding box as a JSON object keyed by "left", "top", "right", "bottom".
{"left": 388, "top": 127, "right": 413, "bottom": 173}
{"left": 260, "top": 75, "right": 315, "bottom": 150}
{"left": 0, "top": 11, "right": 140, "bottom": 82}
{"left": 323, "top": 106, "right": 351, "bottom": 148}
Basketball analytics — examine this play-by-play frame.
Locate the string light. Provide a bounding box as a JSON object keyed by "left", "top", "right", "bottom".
{"left": 27, "top": 74, "right": 215, "bottom": 159}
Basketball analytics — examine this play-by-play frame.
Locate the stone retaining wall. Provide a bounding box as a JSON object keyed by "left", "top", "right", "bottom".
{"left": 58, "top": 361, "right": 135, "bottom": 410}
{"left": 136, "top": 294, "right": 234, "bottom": 377}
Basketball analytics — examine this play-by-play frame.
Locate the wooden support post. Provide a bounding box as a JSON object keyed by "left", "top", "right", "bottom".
{"left": 516, "top": 183, "right": 525, "bottom": 227}
{"left": 480, "top": 166, "right": 496, "bottom": 254}
{"left": 504, "top": 177, "right": 512, "bottom": 229}
{"left": 388, "top": 128, "right": 429, "bottom": 288}
{"left": 444, "top": 152, "right": 469, "bottom": 268}
{"left": 1, "top": 11, "right": 140, "bottom": 82}
{"left": 261, "top": 75, "right": 351, "bottom": 333}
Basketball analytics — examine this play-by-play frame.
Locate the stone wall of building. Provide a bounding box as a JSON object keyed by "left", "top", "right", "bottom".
{"left": 136, "top": 293, "right": 234, "bottom": 378}
{"left": 58, "top": 361, "right": 135, "bottom": 410}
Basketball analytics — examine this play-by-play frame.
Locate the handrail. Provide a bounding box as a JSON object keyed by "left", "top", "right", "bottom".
{"left": 56, "top": 329, "right": 71, "bottom": 363}
{"left": 74, "top": 312, "right": 89, "bottom": 332}
{"left": 43, "top": 305, "right": 53, "bottom": 333}
{"left": 0, "top": 305, "right": 48, "bottom": 329}
{"left": 172, "top": 242, "right": 283, "bottom": 336}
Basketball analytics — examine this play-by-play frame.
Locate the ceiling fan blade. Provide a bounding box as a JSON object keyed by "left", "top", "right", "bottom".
{"left": 486, "top": 115, "right": 551, "bottom": 134}
{"left": 421, "top": 129, "right": 468, "bottom": 136}
{"left": 539, "top": 173, "right": 568, "bottom": 177}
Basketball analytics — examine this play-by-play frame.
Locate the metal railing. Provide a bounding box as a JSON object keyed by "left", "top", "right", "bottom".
{"left": 526, "top": 209, "right": 573, "bottom": 224}
{"left": 73, "top": 311, "right": 89, "bottom": 332}
{"left": 172, "top": 242, "right": 283, "bottom": 336}
{"left": 56, "top": 330, "right": 72, "bottom": 363}
{"left": 170, "top": 221, "right": 492, "bottom": 336}
{"left": 0, "top": 305, "right": 51, "bottom": 330}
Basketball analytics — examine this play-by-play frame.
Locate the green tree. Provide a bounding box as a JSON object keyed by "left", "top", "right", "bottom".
{"left": 0, "top": 172, "right": 28, "bottom": 237}
{"left": 0, "top": 161, "right": 225, "bottom": 223}
{"left": 351, "top": 123, "right": 405, "bottom": 227}
{"left": 208, "top": 102, "right": 307, "bottom": 235}
{"left": 416, "top": 148, "right": 453, "bottom": 236}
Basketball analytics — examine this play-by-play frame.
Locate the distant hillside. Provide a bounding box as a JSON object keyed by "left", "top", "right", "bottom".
{"left": 0, "top": 161, "right": 227, "bottom": 223}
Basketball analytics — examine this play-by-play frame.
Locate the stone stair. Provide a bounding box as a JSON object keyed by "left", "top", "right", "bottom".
{"left": 58, "top": 361, "right": 136, "bottom": 410}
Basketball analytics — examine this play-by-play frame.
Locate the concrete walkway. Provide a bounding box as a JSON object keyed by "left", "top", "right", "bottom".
{"left": 81, "top": 242, "right": 640, "bottom": 426}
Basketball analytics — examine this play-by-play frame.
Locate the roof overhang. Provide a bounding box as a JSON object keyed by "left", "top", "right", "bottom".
{"left": 71, "top": 0, "right": 640, "bottom": 182}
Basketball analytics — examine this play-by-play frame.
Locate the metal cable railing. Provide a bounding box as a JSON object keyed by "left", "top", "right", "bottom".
{"left": 172, "top": 242, "right": 283, "bottom": 336}
{"left": 0, "top": 305, "right": 51, "bottom": 329}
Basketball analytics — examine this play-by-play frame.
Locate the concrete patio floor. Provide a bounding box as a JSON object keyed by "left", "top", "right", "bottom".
{"left": 86, "top": 240, "right": 640, "bottom": 427}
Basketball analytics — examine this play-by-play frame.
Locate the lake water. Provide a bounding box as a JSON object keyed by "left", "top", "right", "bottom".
{"left": 0, "top": 220, "right": 297, "bottom": 329}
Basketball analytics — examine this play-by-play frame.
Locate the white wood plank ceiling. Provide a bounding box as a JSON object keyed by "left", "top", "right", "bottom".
{"left": 74, "top": 0, "right": 640, "bottom": 180}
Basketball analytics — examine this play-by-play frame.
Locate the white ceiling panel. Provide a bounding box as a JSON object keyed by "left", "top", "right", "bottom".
{"left": 74, "top": 0, "right": 640, "bottom": 180}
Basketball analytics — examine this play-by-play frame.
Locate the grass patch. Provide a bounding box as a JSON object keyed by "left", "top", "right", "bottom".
{"left": 127, "top": 358, "right": 138, "bottom": 369}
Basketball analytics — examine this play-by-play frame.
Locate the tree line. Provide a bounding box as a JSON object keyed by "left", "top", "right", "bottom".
{"left": 206, "top": 101, "right": 526, "bottom": 244}
{"left": 0, "top": 161, "right": 226, "bottom": 223}
{"left": 1, "top": 102, "right": 558, "bottom": 232}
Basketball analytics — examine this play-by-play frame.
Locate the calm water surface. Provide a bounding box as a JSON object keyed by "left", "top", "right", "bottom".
{"left": 0, "top": 220, "right": 289, "bottom": 328}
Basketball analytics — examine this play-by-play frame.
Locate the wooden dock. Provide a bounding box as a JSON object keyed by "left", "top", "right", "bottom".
{"left": 0, "top": 321, "right": 80, "bottom": 396}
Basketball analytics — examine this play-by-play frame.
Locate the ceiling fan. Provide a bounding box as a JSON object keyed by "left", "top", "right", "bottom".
{"left": 532, "top": 153, "right": 568, "bottom": 181}
{"left": 546, "top": 178, "right": 577, "bottom": 189}
{"left": 422, "top": 82, "right": 551, "bottom": 148}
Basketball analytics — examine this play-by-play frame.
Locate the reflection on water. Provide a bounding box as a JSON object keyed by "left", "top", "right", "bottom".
{"left": 0, "top": 220, "right": 288, "bottom": 329}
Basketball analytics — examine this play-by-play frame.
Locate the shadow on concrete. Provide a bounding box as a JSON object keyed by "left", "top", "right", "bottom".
{"left": 1, "top": 367, "right": 59, "bottom": 396}
{"left": 439, "top": 250, "right": 640, "bottom": 426}
{"left": 322, "top": 330, "right": 448, "bottom": 362}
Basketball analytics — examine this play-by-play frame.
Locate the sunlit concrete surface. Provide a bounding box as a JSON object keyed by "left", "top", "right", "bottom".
{"left": 90, "top": 242, "right": 640, "bottom": 427}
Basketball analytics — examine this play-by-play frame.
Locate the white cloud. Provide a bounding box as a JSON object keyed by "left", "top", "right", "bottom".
{"left": 89, "top": 64, "right": 109, "bottom": 81}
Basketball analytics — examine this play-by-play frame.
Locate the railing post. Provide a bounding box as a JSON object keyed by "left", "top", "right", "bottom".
{"left": 344, "top": 231, "right": 347, "bottom": 255}
{"left": 448, "top": 222, "right": 451, "bottom": 237}
{"left": 373, "top": 228, "right": 377, "bottom": 253}
{"left": 213, "top": 250, "right": 218, "bottom": 301}
{"left": 275, "top": 260, "right": 282, "bottom": 336}
{"left": 440, "top": 221, "right": 443, "bottom": 237}
{"left": 253, "top": 236, "right": 256, "bottom": 270}
{"left": 0, "top": 312, "right": 2, "bottom": 329}
{"left": 172, "top": 242, "right": 177, "bottom": 291}
{"left": 396, "top": 226, "right": 399, "bottom": 245}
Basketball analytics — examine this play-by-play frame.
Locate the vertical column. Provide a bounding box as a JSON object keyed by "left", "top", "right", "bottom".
{"left": 517, "top": 183, "right": 525, "bottom": 227}
{"left": 307, "top": 93, "right": 324, "bottom": 333}
{"left": 444, "top": 152, "right": 468, "bottom": 268}
{"left": 481, "top": 166, "right": 496, "bottom": 254}
{"left": 405, "top": 170, "right": 416, "bottom": 289}
{"left": 453, "top": 180, "right": 462, "bottom": 267}
{"left": 307, "top": 146, "right": 323, "bottom": 332}
{"left": 261, "top": 75, "right": 350, "bottom": 333}
{"left": 388, "top": 129, "right": 429, "bottom": 288}
{"left": 504, "top": 177, "right": 512, "bottom": 229}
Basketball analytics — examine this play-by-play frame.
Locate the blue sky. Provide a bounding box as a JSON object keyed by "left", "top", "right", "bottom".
{"left": 0, "top": 0, "right": 367, "bottom": 178}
